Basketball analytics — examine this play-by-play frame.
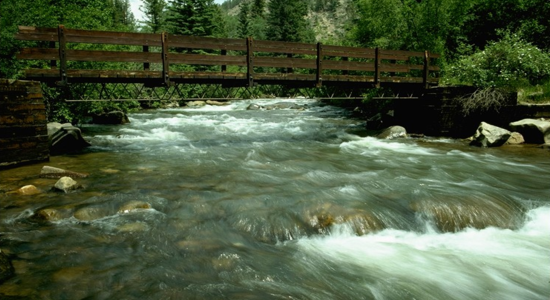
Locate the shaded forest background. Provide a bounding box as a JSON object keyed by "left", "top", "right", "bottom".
{"left": 1, "top": 0, "right": 550, "bottom": 121}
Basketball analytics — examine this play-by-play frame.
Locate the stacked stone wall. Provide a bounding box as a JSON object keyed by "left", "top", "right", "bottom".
{"left": 0, "top": 79, "right": 49, "bottom": 168}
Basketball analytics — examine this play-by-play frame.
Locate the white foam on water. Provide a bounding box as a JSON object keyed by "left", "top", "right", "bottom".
{"left": 288, "top": 206, "right": 550, "bottom": 300}
{"left": 340, "top": 136, "right": 436, "bottom": 157}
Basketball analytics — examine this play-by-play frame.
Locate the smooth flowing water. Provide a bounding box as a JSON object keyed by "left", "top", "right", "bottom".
{"left": 1, "top": 99, "right": 549, "bottom": 299}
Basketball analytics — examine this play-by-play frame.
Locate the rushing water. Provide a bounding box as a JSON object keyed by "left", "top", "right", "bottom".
{"left": 1, "top": 98, "right": 549, "bottom": 299}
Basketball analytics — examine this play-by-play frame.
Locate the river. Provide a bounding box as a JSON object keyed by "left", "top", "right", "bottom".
{"left": 1, "top": 98, "right": 549, "bottom": 299}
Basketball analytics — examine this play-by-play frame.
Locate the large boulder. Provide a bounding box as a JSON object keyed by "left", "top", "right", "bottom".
{"left": 377, "top": 125, "right": 407, "bottom": 139}
{"left": 509, "top": 118, "right": 550, "bottom": 144}
{"left": 92, "top": 111, "right": 130, "bottom": 125}
{"left": 470, "top": 122, "right": 511, "bottom": 147}
{"left": 48, "top": 122, "right": 91, "bottom": 155}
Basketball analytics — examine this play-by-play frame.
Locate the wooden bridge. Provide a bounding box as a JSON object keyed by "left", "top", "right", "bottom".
{"left": 15, "top": 25, "right": 440, "bottom": 100}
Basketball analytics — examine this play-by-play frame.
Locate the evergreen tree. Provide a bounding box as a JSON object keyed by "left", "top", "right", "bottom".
{"left": 238, "top": 1, "right": 251, "bottom": 38}
{"left": 266, "top": 0, "right": 310, "bottom": 42}
{"left": 167, "top": 0, "right": 222, "bottom": 37}
{"left": 251, "top": 0, "right": 265, "bottom": 18}
{"left": 141, "top": 0, "right": 167, "bottom": 33}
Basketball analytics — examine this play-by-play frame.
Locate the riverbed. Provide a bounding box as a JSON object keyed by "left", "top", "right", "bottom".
{"left": 1, "top": 98, "right": 549, "bottom": 299}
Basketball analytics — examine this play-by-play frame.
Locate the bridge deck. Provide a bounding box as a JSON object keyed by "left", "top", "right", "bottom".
{"left": 15, "top": 26, "right": 440, "bottom": 89}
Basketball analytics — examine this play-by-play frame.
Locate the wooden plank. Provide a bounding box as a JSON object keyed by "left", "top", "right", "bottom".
{"left": 169, "top": 53, "right": 247, "bottom": 66}
{"left": 380, "top": 49, "right": 424, "bottom": 59}
{"left": 323, "top": 60, "right": 375, "bottom": 72}
{"left": 168, "top": 35, "right": 246, "bottom": 51}
{"left": 64, "top": 50, "right": 162, "bottom": 63}
{"left": 17, "top": 48, "right": 59, "bottom": 60}
{"left": 254, "top": 57, "right": 317, "bottom": 69}
{"left": 64, "top": 28, "right": 160, "bottom": 46}
{"left": 15, "top": 26, "right": 58, "bottom": 42}
{"left": 322, "top": 45, "right": 376, "bottom": 59}
{"left": 254, "top": 40, "right": 317, "bottom": 55}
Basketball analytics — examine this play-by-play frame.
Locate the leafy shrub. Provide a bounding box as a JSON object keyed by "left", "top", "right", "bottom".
{"left": 445, "top": 32, "right": 550, "bottom": 89}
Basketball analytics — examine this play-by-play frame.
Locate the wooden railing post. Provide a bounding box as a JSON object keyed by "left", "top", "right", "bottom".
{"left": 161, "top": 32, "right": 170, "bottom": 86}
{"left": 246, "top": 37, "right": 254, "bottom": 88}
{"left": 143, "top": 45, "right": 150, "bottom": 71}
{"left": 49, "top": 41, "right": 57, "bottom": 70}
{"left": 342, "top": 57, "right": 348, "bottom": 75}
{"left": 374, "top": 47, "right": 380, "bottom": 88}
{"left": 57, "top": 25, "right": 67, "bottom": 86}
{"left": 221, "top": 49, "right": 227, "bottom": 72}
{"left": 316, "top": 42, "right": 323, "bottom": 87}
{"left": 423, "top": 50, "right": 430, "bottom": 89}
{"left": 287, "top": 53, "right": 293, "bottom": 74}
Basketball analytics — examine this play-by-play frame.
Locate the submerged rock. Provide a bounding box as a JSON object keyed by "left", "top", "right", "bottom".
{"left": 33, "top": 208, "right": 64, "bottom": 222}
{"left": 509, "top": 118, "right": 550, "bottom": 144}
{"left": 118, "top": 201, "right": 151, "bottom": 214}
{"left": 377, "top": 125, "right": 407, "bottom": 139}
{"left": 53, "top": 176, "right": 82, "bottom": 193}
{"left": 0, "top": 250, "right": 15, "bottom": 284}
{"left": 73, "top": 207, "right": 108, "bottom": 221}
{"left": 48, "top": 122, "right": 91, "bottom": 155}
{"left": 9, "top": 185, "right": 40, "bottom": 195}
{"left": 40, "top": 166, "right": 88, "bottom": 179}
{"left": 469, "top": 122, "right": 511, "bottom": 147}
{"left": 410, "top": 197, "right": 524, "bottom": 232}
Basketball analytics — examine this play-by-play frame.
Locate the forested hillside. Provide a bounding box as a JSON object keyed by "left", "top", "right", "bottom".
{"left": 1, "top": 0, "right": 549, "bottom": 121}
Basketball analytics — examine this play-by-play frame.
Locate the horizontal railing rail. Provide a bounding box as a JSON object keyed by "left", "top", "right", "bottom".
{"left": 15, "top": 25, "right": 440, "bottom": 88}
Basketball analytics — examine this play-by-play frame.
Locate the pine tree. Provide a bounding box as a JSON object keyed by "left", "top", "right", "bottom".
{"left": 167, "top": 0, "right": 222, "bottom": 37}
{"left": 266, "top": 0, "right": 310, "bottom": 42}
{"left": 251, "top": 0, "right": 265, "bottom": 18}
{"left": 238, "top": 2, "right": 251, "bottom": 38}
{"left": 141, "top": 0, "right": 167, "bottom": 33}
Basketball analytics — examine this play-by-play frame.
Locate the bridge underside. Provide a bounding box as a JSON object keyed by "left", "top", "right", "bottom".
{"left": 30, "top": 71, "right": 432, "bottom": 101}
{"left": 39, "top": 81, "right": 427, "bottom": 102}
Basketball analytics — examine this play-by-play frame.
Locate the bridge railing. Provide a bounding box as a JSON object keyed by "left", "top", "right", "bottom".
{"left": 15, "top": 25, "right": 440, "bottom": 88}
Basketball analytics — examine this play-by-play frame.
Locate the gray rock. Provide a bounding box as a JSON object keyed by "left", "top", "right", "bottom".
{"left": 53, "top": 176, "right": 82, "bottom": 193}
{"left": 40, "top": 166, "right": 88, "bottom": 179}
{"left": 0, "top": 250, "right": 14, "bottom": 284}
{"left": 48, "top": 122, "right": 91, "bottom": 155}
{"left": 509, "top": 118, "right": 550, "bottom": 144}
{"left": 92, "top": 111, "right": 130, "bottom": 125}
{"left": 247, "top": 103, "right": 263, "bottom": 110}
{"left": 206, "top": 100, "right": 230, "bottom": 106}
{"left": 470, "top": 122, "right": 511, "bottom": 147}
{"left": 377, "top": 126, "right": 407, "bottom": 139}
{"left": 186, "top": 101, "right": 206, "bottom": 107}
{"left": 505, "top": 132, "right": 525, "bottom": 145}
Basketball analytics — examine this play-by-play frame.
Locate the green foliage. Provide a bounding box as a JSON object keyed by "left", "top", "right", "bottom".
{"left": 140, "top": 0, "right": 168, "bottom": 33}
{"left": 350, "top": 0, "right": 473, "bottom": 54}
{"left": 445, "top": 33, "right": 550, "bottom": 89}
{"left": 266, "top": 0, "right": 313, "bottom": 43}
{"left": 167, "top": 0, "right": 223, "bottom": 37}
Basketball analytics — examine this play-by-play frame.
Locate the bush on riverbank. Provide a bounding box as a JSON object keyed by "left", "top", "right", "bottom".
{"left": 444, "top": 32, "right": 550, "bottom": 104}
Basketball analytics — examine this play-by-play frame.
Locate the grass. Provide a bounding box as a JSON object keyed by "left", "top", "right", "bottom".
{"left": 517, "top": 81, "right": 550, "bottom": 104}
